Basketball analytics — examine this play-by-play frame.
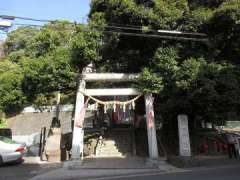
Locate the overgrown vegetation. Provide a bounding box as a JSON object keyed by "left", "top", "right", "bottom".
{"left": 0, "top": 20, "right": 103, "bottom": 115}
{"left": 89, "top": 0, "right": 240, "bottom": 131}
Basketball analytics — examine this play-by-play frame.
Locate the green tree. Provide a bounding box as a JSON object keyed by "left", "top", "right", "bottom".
{"left": 2, "top": 21, "right": 79, "bottom": 109}
{"left": 90, "top": 0, "right": 190, "bottom": 72}
{"left": 20, "top": 47, "right": 77, "bottom": 103}
{"left": 4, "top": 26, "right": 39, "bottom": 62}
{"left": 206, "top": 0, "right": 240, "bottom": 63}
{"left": 70, "top": 24, "right": 103, "bottom": 71}
{"left": 0, "top": 60, "right": 26, "bottom": 114}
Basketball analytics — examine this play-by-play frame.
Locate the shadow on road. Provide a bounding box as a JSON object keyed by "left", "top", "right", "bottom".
{"left": 0, "top": 160, "right": 61, "bottom": 180}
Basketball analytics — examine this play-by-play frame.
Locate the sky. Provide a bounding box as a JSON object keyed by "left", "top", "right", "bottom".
{"left": 0, "top": 0, "right": 91, "bottom": 39}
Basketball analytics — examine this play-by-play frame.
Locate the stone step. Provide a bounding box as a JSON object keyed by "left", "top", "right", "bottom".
{"left": 99, "top": 148, "right": 120, "bottom": 152}
{"left": 97, "top": 152, "right": 132, "bottom": 156}
{"left": 96, "top": 129, "right": 133, "bottom": 158}
{"left": 100, "top": 148, "right": 131, "bottom": 152}
{"left": 100, "top": 147, "right": 119, "bottom": 151}
{"left": 100, "top": 147, "right": 131, "bottom": 151}
{"left": 99, "top": 149, "right": 131, "bottom": 153}
{"left": 99, "top": 154, "right": 125, "bottom": 156}
{"left": 107, "top": 143, "right": 131, "bottom": 145}
{"left": 99, "top": 151, "right": 122, "bottom": 154}
{"left": 99, "top": 152, "right": 130, "bottom": 155}
{"left": 105, "top": 142, "right": 131, "bottom": 145}
{"left": 98, "top": 154, "right": 124, "bottom": 157}
{"left": 102, "top": 144, "right": 131, "bottom": 148}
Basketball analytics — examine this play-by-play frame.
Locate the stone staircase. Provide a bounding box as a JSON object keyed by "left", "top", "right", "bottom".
{"left": 95, "top": 128, "right": 133, "bottom": 157}
{"left": 44, "top": 128, "right": 61, "bottom": 162}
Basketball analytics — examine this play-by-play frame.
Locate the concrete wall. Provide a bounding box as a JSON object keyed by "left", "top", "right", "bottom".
{"left": 7, "top": 105, "right": 74, "bottom": 146}
{"left": 5, "top": 105, "right": 73, "bottom": 156}
{"left": 59, "top": 111, "right": 73, "bottom": 134}
{"left": 7, "top": 112, "right": 54, "bottom": 137}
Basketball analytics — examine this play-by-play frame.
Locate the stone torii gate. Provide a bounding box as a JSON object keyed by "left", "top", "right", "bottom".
{"left": 71, "top": 72, "right": 159, "bottom": 160}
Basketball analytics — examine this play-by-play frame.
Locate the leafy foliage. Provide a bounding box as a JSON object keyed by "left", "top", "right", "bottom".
{"left": 5, "top": 27, "right": 39, "bottom": 62}
{"left": 206, "top": 0, "right": 240, "bottom": 63}
{"left": 0, "top": 20, "right": 102, "bottom": 113}
{"left": 70, "top": 25, "right": 103, "bottom": 70}
{"left": 20, "top": 48, "right": 77, "bottom": 102}
{"left": 137, "top": 68, "right": 163, "bottom": 93}
{"left": 0, "top": 60, "right": 26, "bottom": 114}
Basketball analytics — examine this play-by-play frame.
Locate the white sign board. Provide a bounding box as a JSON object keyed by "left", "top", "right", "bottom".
{"left": 0, "top": 20, "right": 12, "bottom": 27}
{"left": 178, "top": 114, "right": 191, "bottom": 157}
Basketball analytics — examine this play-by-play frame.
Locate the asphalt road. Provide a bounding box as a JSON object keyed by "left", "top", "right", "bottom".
{"left": 1, "top": 162, "right": 240, "bottom": 180}
{"left": 80, "top": 165, "right": 240, "bottom": 180}
{"left": 0, "top": 162, "right": 60, "bottom": 180}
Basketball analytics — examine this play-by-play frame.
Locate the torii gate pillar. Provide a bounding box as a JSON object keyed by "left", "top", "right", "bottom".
{"left": 145, "top": 93, "right": 159, "bottom": 159}
{"left": 71, "top": 63, "right": 94, "bottom": 160}
{"left": 71, "top": 79, "right": 85, "bottom": 159}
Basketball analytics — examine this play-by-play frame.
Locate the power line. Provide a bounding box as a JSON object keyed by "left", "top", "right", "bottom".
{"left": 107, "top": 23, "right": 207, "bottom": 36}
{"left": 2, "top": 27, "right": 208, "bottom": 42}
{"left": 98, "top": 25, "right": 206, "bottom": 37}
{"left": 0, "top": 15, "right": 52, "bottom": 22}
{"left": 1, "top": 14, "right": 208, "bottom": 41}
{"left": 101, "top": 30, "right": 208, "bottom": 42}
{"left": 1, "top": 14, "right": 207, "bottom": 37}
{"left": 6, "top": 24, "right": 208, "bottom": 42}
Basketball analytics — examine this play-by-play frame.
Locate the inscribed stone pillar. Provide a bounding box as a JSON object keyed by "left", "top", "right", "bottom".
{"left": 178, "top": 114, "right": 191, "bottom": 157}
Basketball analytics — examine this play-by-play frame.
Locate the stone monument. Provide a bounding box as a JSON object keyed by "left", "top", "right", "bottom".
{"left": 178, "top": 114, "right": 191, "bottom": 157}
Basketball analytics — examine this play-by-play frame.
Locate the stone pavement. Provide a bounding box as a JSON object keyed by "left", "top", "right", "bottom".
{"left": 24, "top": 156, "right": 60, "bottom": 165}
{"left": 30, "top": 157, "right": 181, "bottom": 180}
